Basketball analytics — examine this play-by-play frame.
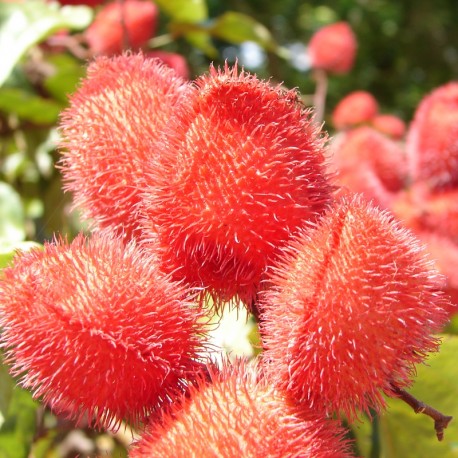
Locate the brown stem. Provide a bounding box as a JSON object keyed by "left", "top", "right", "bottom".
{"left": 389, "top": 382, "right": 453, "bottom": 441}
{"left": 118, "top": 0, "right": 131, "bottom": 51}
{"left": 250, "top": 298, "right": 261, "bottom": 323}
{"left": 312, "top": 69, "right": 328, "bottom": 126}
{"left": 45, "top": 34, "right": 90, "bottom": 60}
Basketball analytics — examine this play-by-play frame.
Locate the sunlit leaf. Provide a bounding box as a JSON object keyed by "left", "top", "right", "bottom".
{"left": 1, "top": 152, "right": 29, "bottom": 184}
{"left": 0, "top": 359, "right": 15, "bottom": 431}
{"left": 155, "top": 0, "right": 207, "bottom": 23}
{"left": 0, "top": 240, "right": 42, "bottom": 270}
{"left": 247, "top": 317, "right": 263, "bottom": 357}
{"left": 29, "top": 430, "right": 58, "bottom": 458}
{"left": 0, "top": 183, "right": 25, "bottom": 243}
{"left": 204, "top": 300, "right": 256, "bottom": 364}
{"left": 35, "top": 128, "right": 60, "bottom": 178}
{"left": 167, "top": 23, "right": 217, "bottom": 56}
{"left": 154, "top": 0, "right": 217, "bottom": 56}
{"left": 168, "top": 11, "right": 279, "bottom": 57}
{"left": 0, "top": 386, "right": 38, "bottom": 458}
{"left": 0, "top": 1, "right": 92, "bottom": 86}
{"left": 167, "top": 24, "right": 217, "bottom": 57}
{"left": 211, "top": 12, "right": 279, "bottom": 52}
{"left": 185, "top": 31, "right": 218, "bottom": 58}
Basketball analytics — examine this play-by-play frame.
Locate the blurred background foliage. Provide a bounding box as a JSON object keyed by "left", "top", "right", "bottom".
{"left": 0, "top": 0, "right": 458, "bottom": 457}
{"left": 212, "top": 0, "right": 458, "bottom": 120}
{"left": 1, "top": 0, "right": 458, "bottom": 243}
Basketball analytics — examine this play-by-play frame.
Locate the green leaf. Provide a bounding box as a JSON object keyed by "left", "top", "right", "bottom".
{"left": 29, "top": 430, "right": 57, "bottom": 458}
{"left": 35, "top": 128, "right": 60, "bottom": 178}
{"left": 247, "top": 316, "right": 263, "bottom": 357}
{"left": 0, "top": 241, "right": 42, "bottom": 270}
{"left": 350, "top": 413, "right": 377, "bottom": 458}
{"left": 166, "top": 23, "right": 217, "bottom": 57}
{"left": 0, "top": 183, "right": 25, "bottom": 243}
{"left": 1, "top": 151, "right": 29, "bottom": 183}
{"left": 0, "top": 88, "right": 62, "bottom": 124}
{"left": 443, "top": 314, "right": 458, "bottom": 335}
{"left": 0, "top": 1, "right": 93, "bottom": 86}
{"left": 155, "top": 0, "right": 217, "bottom": 56}
{"left": 169, "top": 11, "right": 279, "bottom": 57}
{"left": 155, "top": 0, "right": 208, "bottom": 23}
{"left": 43, "top": 54, "right": 86, "bottom": 104}
{"left": 0, "top": 360, "right": 15, "bottom": 431}
{"left": 185, "top": 31, "right": 218, "bottom": 58}
{"left": 0, "top": 386, "right": 38, "bottom": 458}
{"left": 377, "top": 335, "right": 458, "bottom": 458}
{"left": 211, "top": 12, "right": 279, "bottom": 52}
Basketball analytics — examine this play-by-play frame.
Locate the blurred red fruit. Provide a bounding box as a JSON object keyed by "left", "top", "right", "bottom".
{"left": 141, "top": 64, "right": 333, "bottom": 306}
{"left": 392, "top": 185, "right": 458, "bottom": 245}
{"left": 416, "top": 231, "right": 458, "bottom": 317}
{"left": 261, "top": 196, "right": 449, "bottom": 419}
{"left": 332, "top": 91, "right": 378, "bottom": 130}
{"left": 308, "top": 22, "right": 357, "bottom": 74}
{"left": 59, "top": 53, "right": 190, "bottom": 240}
{"left": 333, "top": 159, "right": 396, "bottom": 210}
{"left": 371, "top": 114, "right": 406, "bottom": 140}
{"left": 147, "top": 50, "right": 190, "bottom": 79}
{"left": 416, "top": 189, "right": 458, "bottom": 244}
{"left": 390, "top": 189, "right": 424, "bottom": 233}
{"left": 406, "top": 82, "right": 458, "bottom": 189}
{"left": 131, "top": 361, "right": 353, "bottom": 458}
{"left": 58, "top": 0, "right": 104, "bottom": 6}
{"left": 330, "top": 126, "right": 407, "bottom": 194}
{"left": 85, "top": 0, "right": 158, "bottom": 55}
{"left": 0, "top": 234, "right": 208, "bottom": 429}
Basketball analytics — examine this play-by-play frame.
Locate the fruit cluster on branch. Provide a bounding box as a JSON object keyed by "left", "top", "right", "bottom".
{"left": 0, "top": 53, "right": 453, "bottom": 456}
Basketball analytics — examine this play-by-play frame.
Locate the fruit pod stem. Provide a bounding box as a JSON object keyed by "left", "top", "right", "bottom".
{"left": 312, "top": 69, "right": 328, "bottom": 125}
{"left": 389, "top": 382, "right": 453, "bottom": 441}
{"left": 118, "top": 0, "right": 131, "bottom": 51}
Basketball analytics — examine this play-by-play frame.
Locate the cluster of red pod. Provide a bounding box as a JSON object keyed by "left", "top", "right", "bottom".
{"left": 0, "top": 43, "right": 453, "bottom": 457}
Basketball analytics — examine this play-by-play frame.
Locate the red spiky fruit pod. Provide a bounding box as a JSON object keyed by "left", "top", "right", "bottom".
{"left": 130, "top": 361, "right": 353, "bottom": 458}
{"left": 85, "top": 0, "right": 158, "bottom": 55}
{"left": 59, "top": 53, "right": 190, "bottom": 240}
{"left": 371, "top": 114, "right": 406, "bottom": 140}
{"left": 0, "top": 234, "right": 208, "bottom": 430}
{"left": 140, "top": 64, "right": 333, "bottom": 307}
{"left": 406, "top": 81, "right": 458, "bottom": 189}
{"left": 332, "top": 91, "right": 379, "bottom": 130}
{"left": 260, "top": 195, "right": 449, "bottom": 419}
{"left": 308, "top": 22, "right": 357, "bottom": 74}
{"left": 330, "top": 126, "right": 407, "bottom": 193}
